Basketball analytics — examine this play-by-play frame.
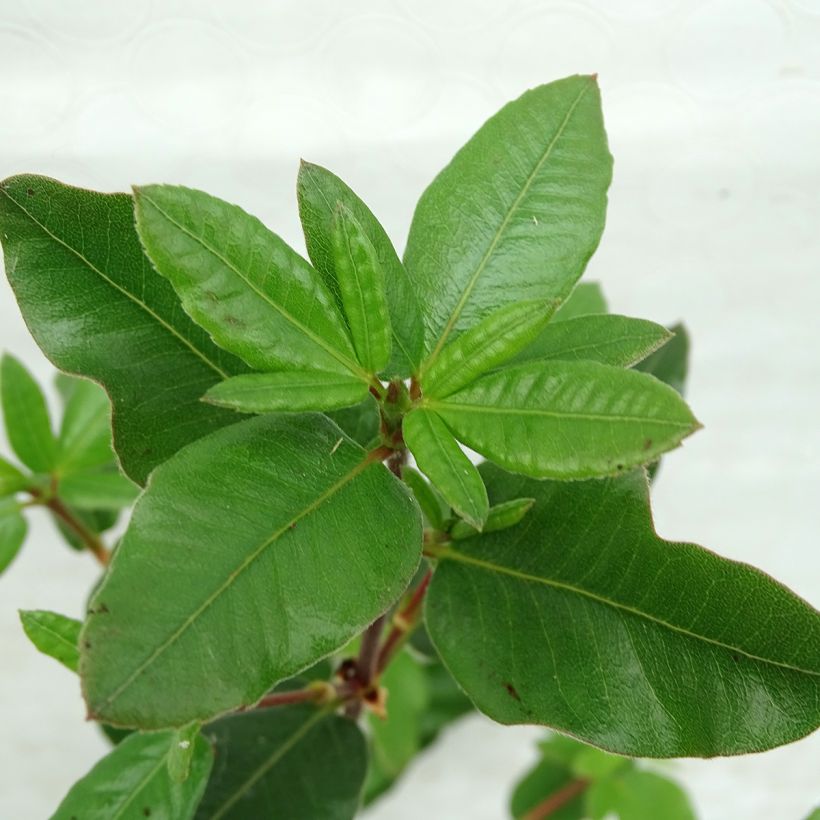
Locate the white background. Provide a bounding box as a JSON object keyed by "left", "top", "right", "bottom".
{"left": 0, "top": 1, "right": 818, "bottom": 818}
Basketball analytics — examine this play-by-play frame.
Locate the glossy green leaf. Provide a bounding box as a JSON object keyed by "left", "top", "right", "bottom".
{"left": 0, "top": 498, "right": 27, "bottom": 574}
{"left": 405, "top": 75, "right": 612, "bottom": 363}
{"left": 203, "top": 370, "right": 367, "bottom": 414}
{"left": 297, "top": 160, "right": 424, "bottom": 377}
{"left": 427, "top": 360, "right": 700, "bottom": 479}
{"left": 59, "top": 468, "right": 139, "bottom": 511}
{"left": 509, "top": 315, "right": 672, "bottom": 369}
{"left": 134, "top": 184, "right": 366, "bottom": 383}
{"left": 198, "top": 705, "right": 366, "bottom": 820}
{"left": 401, "top": 465, "right": 450, "bottom": 531}
{"left": 449, "top": 497, "right": 534, "bottom": 541}
{"left": 403, "top": 408, "right": 488, "bottom": 530}
{"left": 587, "top": 769, "right": 695, "bottom": 820}
{"left": 635, "top": 322, "right": 690, "bottom": 396}
{"left": 19, "top": 610, "right": 81, "bottom": 672}
{"left": 421, "top": 300, "right": 558, "bottom": 398}
{"left": 51, "top": 729, "right": 212, "bottom": 820}
{"left": 0, "top": 353, "right": 57, "bottom": 472}
{"left": 168, "top": 723, "right": 201, "bottom": 784}
{"left": 427, "top": 464, "right": 820, "bottom": 757}
{"left": 81, "top": 414, "right": 422, "bottom": 729}
{"left": 554, "top": 281, "right": 608, "bottom": 321}
{"left": 0, "top": 455, "right": 28, "bottom": 497}
{"left": 0, "top": 175, "right": 245, "bottom": 485}
{"left": 332, "top": 202, "right": 392, "bottom": 373}
{"left": 56, "top": 375, "right": 114, "bottom": 474}
{"left": 325, "top": 395, "right": 380, "bottom": 448}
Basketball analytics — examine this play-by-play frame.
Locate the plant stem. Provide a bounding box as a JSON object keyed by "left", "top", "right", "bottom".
{"left": 522, "top": 778, "right": 589, "bottom": 820}
{"left": 42, "top": 494, "right": 111, "bottom": 566}
{"left": 346, "top": 613, "right": 387, "bottom": 718}
{"left": 252, "top": 687, "right": 327, "bottom": 710}
{"left": 376, "top": 568, "right": 432, "bottom": 674}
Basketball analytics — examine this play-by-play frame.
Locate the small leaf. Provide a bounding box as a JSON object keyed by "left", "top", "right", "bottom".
{"left": 19, "top": 610, "right": 81, "bottom": 672}
{"left": 0, "top": 353, "right": 57, "bottom": 473}
{"left": 510, "top": 753, "right": 585, "bottom": 820}
{"left": 81, "top": 414, "right": 422, "bottom": 729}
{"left": 428, "top": 360, "right": 700, "bottom": 479}
{"left": 635, "top": 322, "right": 690, "bottom": 396}
{"left": 203, "top": 370, "right": 367, "bottom": 414}
{"left": 0, "top": 456, "right": 28, "bottom": 498}
{"left": 0, "top": 499, "right": 27, "bottom": 574}
{"left": 403, "top": 409, "right": 488, "bottom": 530}
{"left": 405, "top": 75, "right": 612, "bottom": 361}
{"left": 297, "top": 160, "right": 424, "bottom": 377}
{"left": 59, "top": 468, "right": 139, "bottom": 511}
{"left": 168, "top": 723, "right": 201, "bottom": 784}
{"left": 587, "top": 769, "right": 695, "bottom": 820}
{"left": 331, "top": 202, "right": 392, "bottom": 373}
{"left": 0, "top": 176, "right": 245, "bottom": 485}
{"left": 197, "top": 705, "right": 366, "bottom": 820}
{"left": 134, "top": 184, "right": 366, "bottom": 381}
{"left": 510, "top": 315, "right": 672, "bottom": 369}
{"left": 554, "top": 282, "right": 608, "bottom": 321}
{"left": 427, "top": 464, "right": 820, "bottom": 757}
{"left": 56, "top": 375, "right": 114, "bottom": 474}
{"left": 421, "top": 300, "right": 558, "bottom": 398}
{"left": 401, "top": 466, "right": 450, "bottom": 531}
{"left": 449, "top": 497, "right": 535, "bottom": 541}
{"left": 51, "top": 729, "right": 212, "bottom": 820}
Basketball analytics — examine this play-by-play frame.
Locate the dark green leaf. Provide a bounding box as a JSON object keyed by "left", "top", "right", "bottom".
{"left": 427, "top": 464, "right": 820, "bottom": 756}
{"left": 0, "top": 498, "right": 27, "bottom": 574}
{"left": 635, "top": 322, "right": 690, "bottom": 396}
{"left": 405, "top": 75, "right": 612, "bottom": 363}
{"left": 0, "top": 353, "right": 57, "bottom": 472}
{"left": 401, "top": 466, "right": 450, "bottom": 531}
{"left": 0, "top": 455, "right": 28, "bottom": 497}
{"left": 297, "top": 160, "right": 424, "bottom": 378}
{"left": 81, "top": 414, "right": 422, "bottom": 729}
{"left": 19, "top": 609, "right": 81, "bottom": 672}
{"left": 427, "top": 360, "right": 700, "bottom": 479}
{"left": 203, "top": 370, "right": 367, "bottom": 414}
{"left": 587, "top": 769, "right": 695, "bottom": 820}
{"left": 51, "top": 729, "right": 212, "bottom": 820}
{"left": 449, "top": 497, "right": 534, "bottom": 541}
{"left": 404, "top": 408, "right": 488, "bottom": 530}
{"left": 421, "top": 300, "right": 557, "bottom": 398}
{"left": 59, "top": 468, "right": 139, "bottom": 511}
{"left": 134, "top": 184, "right": 366, "bottom": 383}
{"left": 55, "top": 375, "right": 114, "bottom": 474}
{"left": 554, "top": 282, "right": 608, "bottom": 321}
{"left": 198, "top": 706, "right": 366, "bottom": 820}
{"left": 417, "top": 657, "right": 473, "bottom": 744}
{"left": 509, "top": 315, "right": 672, "bottom": 369}
{"left": 324, "top": 395, "right": 380, "bottom": 448}
{"left": 332, "top": 202, "right": 392, "bottom": 373}
{"left": 0, "top": 175, "right": 245, "bottom": 485}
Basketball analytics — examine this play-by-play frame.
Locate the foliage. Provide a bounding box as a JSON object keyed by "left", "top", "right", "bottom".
{"left": 0, "top": 74, "right": 816, "bottom": 818}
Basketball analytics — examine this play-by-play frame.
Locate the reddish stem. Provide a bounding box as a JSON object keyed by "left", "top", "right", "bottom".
{"left": 252, "top": 687, "right": 324, "bottom": 710}
{"left": 45, "top": 495, "right": 110, "bottom": 567}
{"left": 376, "top": 569, "right": 432, "bottom": 674}
{"left": 522, "top": 779, "right": 589, "bottom": 820}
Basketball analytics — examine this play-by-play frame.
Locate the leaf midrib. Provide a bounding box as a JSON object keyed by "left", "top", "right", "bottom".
{"left": 438, "top": 547, "right": 819, "bottom": 677}
{"left": 90, "top": 457, "right": 372, "bottom": 715}
{"left": 424, "top": 80, "right": 593, "bottom": 371}
{"left": 138, "top": 190, "right": 370, "bottom": 384}
{"left": 0, "top": 187, "right": 230, "bottom": 380}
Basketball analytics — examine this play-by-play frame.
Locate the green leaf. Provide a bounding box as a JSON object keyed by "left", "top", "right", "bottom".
{"left": 51, "top": 729, "right": 212, "bottom": 820}
{"left": 427, "top": 360, "right": 700, "bottom": 479}
{"left": 403, "top": 408, "right": 488, "bottom": 530}
{"left": 635, "top": 322, "right": 690, "bottom": 396}
{"left": 81, "top": 414, "right": 422, "bottom": 729}
{"left": 19, "top": 610, "right": 81, "bottom": 672}
{"left": 0, "top": 353, "right": 57, "bottom": 473}
{"left": 587, "top": 769, "right": 695, "bottom": 820}
{"left": 554, "top": 281, "right": 608, "bottom": 321}
{"left": 0, "top": 498, "right": 27, "bottom": 574}
{"left": 168, "top": 723, "right": 201, "bottom": 784}
{"left": 59, "top": 468, "right": 139, "bottom": 511}
{"left": 510, "top": 754, "right": 585, "bottom": 820}
{"left": 421, "top": 300, "right": 558, "bottom": 398}
{"left": 449, "top": 497, "right": 535, "bottom": 541}
{"left": 509, "top": 315, "right": 672, "bottom": 369}
{"left": 198, "top": 705, "right": 366, "bottom": 820}
{"left": 332, "top": 202, "right": 392, "bottom": 373}
{"left": 133, "top": 184, "right": 366, "bottom": 383}
{"left": 203, "top": 370, "right": 367, "bottom": 414}
{"left": 427, "top": 464, "right": 820, "bottom": 756}
{"left": 297, "top": 160, "right": 424, "bottom": 378}
{"left": 417, "top": 656, "right": 473, "bottom": 744}
{"left": 804, "top": 808, "right": 820, "bottom": 820}
{"left": 405, "top": 75, "right": 612, "bottom": 364}
{"left": 401, "top": 466, "right": 450, "bottom": 531}
{"left": 0, "top": 175, "right": 245, "bottom": 485}
{"left": 324, "top": 395, "right": 380, "bottom": 448}
{"left": 56, "top": 375, "right": 114, "bottom": 474}
{"left": 0, "top": 455, "right": 28, "bottom": 497}
{"left": 53, "top": 506, "right": 117, "bottom": 553}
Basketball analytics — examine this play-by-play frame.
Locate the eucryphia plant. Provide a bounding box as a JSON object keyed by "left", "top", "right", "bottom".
{"left": 0, "top": 74, "right": 817, "bottom": 820}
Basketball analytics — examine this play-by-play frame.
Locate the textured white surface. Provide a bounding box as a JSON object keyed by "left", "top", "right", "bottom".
{"left": 0, "top": 1, "right": 818, "bottom": 818}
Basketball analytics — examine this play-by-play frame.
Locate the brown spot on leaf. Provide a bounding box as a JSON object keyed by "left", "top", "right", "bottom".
{"left": 504, "top": 682, "right": 521, "bottom": 701}
{"left": 26, "top": 188, "right": 35, "bottom": 197}
{"left": 643, "top": 438, "right": 653, "bottom": 451}
{"left": 143, "top": 809, "right": 151, "bottom": 817}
